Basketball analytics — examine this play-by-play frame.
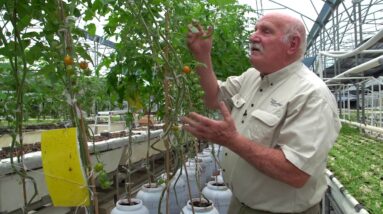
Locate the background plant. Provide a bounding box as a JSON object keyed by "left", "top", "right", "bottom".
{"left": 328, "top": 124, "right": 383, "bottom": 214}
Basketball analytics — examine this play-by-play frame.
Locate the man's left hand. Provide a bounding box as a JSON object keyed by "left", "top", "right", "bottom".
{"left": 182, "top": 102, "right": 238, "bottom": 147}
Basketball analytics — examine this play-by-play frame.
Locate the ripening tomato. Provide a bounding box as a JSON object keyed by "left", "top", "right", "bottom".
{"left": 79, "top": 61, "right": 88, "bottom": 70}
{"left": 66, "top": 65, "right": 75, "bottom": 76}
{"left": 64, "top": 55, "right": 73, "bottom": 65}
{"left": 182, "top": 65, "right": 191, "bottom": 74}
{"left": 172, "top": 124, "right": 180, "bottom": 132}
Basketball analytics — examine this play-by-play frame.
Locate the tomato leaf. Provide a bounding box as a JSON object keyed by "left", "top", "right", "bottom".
{"left": 86, "top": 23, "right": 96, "bottom": 37}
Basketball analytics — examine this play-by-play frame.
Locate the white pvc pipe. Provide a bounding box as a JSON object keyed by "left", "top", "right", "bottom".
{"left": 323, "top": 49, "right": 383, "bottom": 55}
{"left": 325, "top": 55, "right": 383, "bottom": 84}
{"left": 323, "top": 77, "right": 371, "bottom": 80}
{"left": 327, "top": 84, "right": 347, "bottom": 87}
{"left": 326, "top": 169, "right": 370, "bottom": 214}
{"left": 318, "top": 56, "right": 324, "bottom": 79}
{"left": 341, "top": 119, "right": 383, "bottom": 134}
{"left": 320, "top": 29, "right": 383, "bottom": 59}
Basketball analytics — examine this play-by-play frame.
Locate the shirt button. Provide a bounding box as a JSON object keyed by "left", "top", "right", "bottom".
{"left": 259, "top": 89, "right": 263, "bottom": 92}
{"left": 225, "top": 153, "right": 228, "bottom": 156}
{"left": 222, "top": 169, "right": 226, "bottom": 172}
{"left": 251, "top": 104, "right": 254, "bottom": 107}
{"left": 241, "top": 120, "right": 244, "bottom": 123}
{"left": 270, "top": 83, "right": 273, "bottom": 86}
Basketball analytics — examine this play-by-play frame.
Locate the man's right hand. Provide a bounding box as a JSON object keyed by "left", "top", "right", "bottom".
{"left": 186, "top": 20, "right": 219, "bottom": 110}
{"left": 187, "top": 20, "right": 214, "bottom": 62}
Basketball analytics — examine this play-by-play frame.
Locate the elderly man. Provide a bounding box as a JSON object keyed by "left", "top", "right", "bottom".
{"left": 182, "top": 12, "right": 341, "bottom": 214}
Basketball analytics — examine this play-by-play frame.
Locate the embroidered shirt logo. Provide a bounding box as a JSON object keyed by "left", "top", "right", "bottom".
{"left": 271, "top": 98, "right": 282, "bottom": 107}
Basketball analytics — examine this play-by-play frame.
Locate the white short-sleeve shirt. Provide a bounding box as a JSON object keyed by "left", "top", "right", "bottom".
{"left": 218, "top": 61, "right": 341, "bottom": 212}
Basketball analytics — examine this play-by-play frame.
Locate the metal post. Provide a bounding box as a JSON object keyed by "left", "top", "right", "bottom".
{"left": 361, "top": 82, "right": 366, "bottom": 124}
{"left": 355, "top": 82, "right": 360, "bottom": 123}
{"left": 348, "top": 84, "right": 351, "bottom": 121}
{"left": 379, "top": 78, "right": 382, "bottom": 127}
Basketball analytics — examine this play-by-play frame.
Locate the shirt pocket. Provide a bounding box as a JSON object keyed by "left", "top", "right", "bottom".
{"left": 248, "top": 109, "right": 282, "bottom": 146}
{"left": 231, "top": 93, "right": 246, "bottom": 108}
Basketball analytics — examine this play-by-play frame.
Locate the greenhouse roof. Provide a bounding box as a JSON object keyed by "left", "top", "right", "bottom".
{"left": 306, "top": 0, "right": 343, "bottom": 50}
{"left": 323, "top": 38, "right": 383, "bottom": 83}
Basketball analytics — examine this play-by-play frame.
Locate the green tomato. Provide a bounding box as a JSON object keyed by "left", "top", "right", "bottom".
{"left": 100, "top": 180, "right": 112, "bottom": 189}
{"left": 83, "top": 68, "right": 92, "bottom": 76}
{"left": 97, "top": 171, "right": 112, "bottom": 189}
{"left": 66, "top": 65, "right": 75, "bottom": 76}
{"left": 94, "top": 162, "right": 104, "bottom": 173}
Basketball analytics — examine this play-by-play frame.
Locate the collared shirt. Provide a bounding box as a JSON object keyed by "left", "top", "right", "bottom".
{"left": 217, "top": 61, "right": 341, "bottom": 213}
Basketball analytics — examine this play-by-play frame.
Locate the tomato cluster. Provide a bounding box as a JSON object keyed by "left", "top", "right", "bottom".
{"left": 63, "top": 55, "right": 91, "bottom": 76}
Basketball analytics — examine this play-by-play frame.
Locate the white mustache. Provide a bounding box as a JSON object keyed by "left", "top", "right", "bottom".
{"left": 249, "top": 43, "right": 263, "bottom": 53}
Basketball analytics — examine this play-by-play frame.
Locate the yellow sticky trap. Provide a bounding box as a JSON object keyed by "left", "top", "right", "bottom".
{"left": 41, "top": 128, "right": 90, "bottom": 206}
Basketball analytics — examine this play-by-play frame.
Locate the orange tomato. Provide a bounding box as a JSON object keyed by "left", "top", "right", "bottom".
{"left": 182, "top": 65, "right": 191, "bottom": 74}
{"left": 64, "top": 55, "right": 73, "bottom": 65}
{"left": 79, "top": 61, "right": 88, "bottom": 70}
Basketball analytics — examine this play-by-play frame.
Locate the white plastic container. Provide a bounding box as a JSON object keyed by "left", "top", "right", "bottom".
{"left": 111, "top": 198, "right": 149, "bottom": 214}
{"left": 180, "top": 159, "right": 206, "bottom": 198}
{"left": 210, "top": 170, "right": 224, "bottom": 184}
{"left": 136, "top": 183, "right": 166, "bottom": 214}
{"left": 197, "top": 152, "right": 214, "bottom": 183}
{"left": 160, "top": 172, "right": 187, "bottom": 214}
{"left": 202, "top": 181, "right": 232, "bottom": 214}
{"left": 207, "top": 144, "right": 223, "bottom": 174}
{"left": 212, "top": 144, "right": 224, "bottom": 162}
{"left": 181, "top": 198, "right": 219, "bottom": 214}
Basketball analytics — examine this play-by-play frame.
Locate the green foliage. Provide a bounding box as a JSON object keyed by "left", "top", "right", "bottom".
{"left": 339, "top": 123, "right": 360, "bottom": 136}
{"left": 329, "top": 130, "right": 383, "bottom": 213}
{"left": 96, "top": 170, "right": 113, "bottom": 189}
{"left": 98, "top": 0, "right": 254, "bottom": 120}
{"left": 0, "top": 0, "right": 255, "bottom": 122}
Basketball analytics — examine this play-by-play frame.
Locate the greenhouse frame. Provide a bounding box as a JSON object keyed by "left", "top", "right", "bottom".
{"left": 0, "top": 0, "right": 382, "bottom": 214}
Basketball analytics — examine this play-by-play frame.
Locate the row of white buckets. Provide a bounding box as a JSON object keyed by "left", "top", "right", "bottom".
{"left": 111, "top": 144, "right": 232, "bottom": 214}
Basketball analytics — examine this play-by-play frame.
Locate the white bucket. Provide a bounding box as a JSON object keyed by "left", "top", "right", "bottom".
{"left": 136, "top": 183, "right": 166, "bottom": 214}
{"left": 111, "top": 198, "right": 149, "bottom": 214}
{"left": 181, "top": 198, "right": 219, "bottom": 214}
{"left": 179, "top": 159, "right": 206, "bottom": 198}
{"left": 160, "top": 172, "right": 187, "bottom": 214}
{"left": 197, "top": 152, "right": 214, "bottom": 183}
{"left": 202, "top": 181, "right": 232, "bottom": 214}
{"left": 210, "top": 170, "right": 224, "bottom": 184}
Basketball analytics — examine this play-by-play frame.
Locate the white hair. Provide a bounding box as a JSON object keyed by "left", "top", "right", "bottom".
{"left": 281, "top": 24, "right": 307, "bottom": 58}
